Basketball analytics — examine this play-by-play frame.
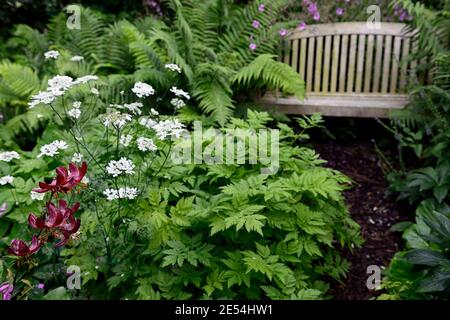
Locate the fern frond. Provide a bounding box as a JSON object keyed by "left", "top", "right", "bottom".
{"left": 232, "top": 54, "right": 305, "bottom": 100}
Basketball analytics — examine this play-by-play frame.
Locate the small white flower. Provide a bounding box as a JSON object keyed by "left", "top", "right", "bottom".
{"left": 111, "top": 102, "right": 143, "bottom": 116}
{"left": 152, "top": 119, "right": 186, "bottom": 140}
{"left": 91, "top": 88, "right": 100, "bottom": 95}
{"left": 74, "top": 75, "right": 98, "bottom": 84}
{"left": 104, "top": 187, "right": 139, "bottom": 201}
{"left": 71, "top": 153, "right": 83, "bottom": 163}
{"left": 132, "top": 82, "right": 155, "bottom": 98}
{"left": 70, "top": 55, "right": 84, "bottom": 62}
{"left": 81, "top": 176, "right": 89, "bottom": 184}
{"left": 44, "top": 50, "right": 60, "bottom": 59}
{"left": 0, "top": 176, "right": 14, "bottom": 186}
{"left": 165, "top": 64, "right": 181, "bottom": 73}
{"left": 31, "top": 191, "right": 45, "bottom": 201}
{"left": 106, "top": 158, "right": 135, "bottom": 177}
{"left": 37, "top": 140, "right": 68, "bottom": 158}
{"left": 0, "top": 151, "right": 20, "bottom": 162}
{"left": 139, "top": 117, "right": 157, "bottom": 129}
{"left": 170, "top": 86, "right": 190, "bottom": 100}
{"left": 150, "top": 108, "right": 159, "bottom": 116}
{"left": 28, "top": 91, "right": 56, "bottom": 109}
{"left": 73, "top": 101, "right": 81, "bottom": 109}
{"left": 68, "top": 108, "right": 81, "bottom": 119}
{"left": 48, "top": 75, "right": 74, "bottom": 96}
{"left": 170, "top": 98, "right": 186, "bottom": 109}
{"left": 120, "top": 134, "right": 133, "bottom": 147}
{"left": 137, "top": 137, "right": 157, "bottom": 152}
{"left": 102, "top": 111, "right": 132, "bottom": 129}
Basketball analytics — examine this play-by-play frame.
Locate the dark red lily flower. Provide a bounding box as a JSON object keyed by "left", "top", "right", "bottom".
{"left": 54, "top": 217, "right": 81, "bottom": 248}
{"left": 8, "top": 236, "right": 42, "bottom": 257}
{"left": 34, "top": 162, "right": 87, "bottom": 194}
{"left": 28, "top": 200, "right": 81, "bottom": 248}
{"left": 29, "top": 200, "right": 80, "bottom": 230}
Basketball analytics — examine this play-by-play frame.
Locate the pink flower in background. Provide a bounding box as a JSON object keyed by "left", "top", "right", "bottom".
{"left": 313, "top": 12, "right": 321, "bottom": 21}
{"left": 258, "top": 4, "right": 265, "bottom": 12}
{"left": 37, "top": 283, "right": 45, "bottom": 289}
{"left": 279, "top": 29, "right": 287, "bottom": 37}
{"left": 0, "top": 283, "right": 13, "bottom": 300}
{"left": 336, "top": 7, "right": 344, "bottom": 16}
{"left": 297, "top": 22, "right": 307, "bottom": 31}
{"left": 249, "top": 43, "right": 257, "bottom": 51}
{"left": 252, "top": 20, "right": 260, "bottom": 29}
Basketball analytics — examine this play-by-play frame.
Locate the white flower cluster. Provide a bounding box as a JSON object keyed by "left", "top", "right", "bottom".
{"left": 91, "top": 88, "right": 100, "bottom": 95}
{"left": 165, "top": 64, "right": 181, "bottom": 73}
{"left": 68, "top": 101, "right": 82, "bottom": 120}
{"left": 0, "top": 176, "right": 14, "bottom": 186}
{"left": 137, "top": 137, "right": 157, "bottom": 152}
{"left": 0, "top": 151, "right": 20, "bottom": 162}
{"left": 132, "top": 82, "right": 155, "bottom": 98}
{"left": 44, "top": 50, "right": 60, "bottom": 59}
{"left": 103, "top": 187, "right": 139, "bottom": 201}
{"left": 139, "top": 117, "right": 157, "bottom": 129}
{"left": 71, "top": 152, "right": 83, "bottom": 163}
{"left": 102, "top": 111, "right": 132, "bottom": 129}
{"left": 28, "top": 75, "right": 98, "bottom": 109}
{"left": 106, "top": 158, "right": 135, "bottom": 177}
{"left": 152, "top": 119, "right": 186, "bottom": 140}
{"left": 120, "top": 134, "right": 133, "bottom": 147}
{"left": 150, "top": 108, "right": 159, "bottom": 116}
{"left": 170, "top": 98, "right": 186, "bottom": 109}
{"left": 70, "top": 55, "right": 84, "bottom": 62}
{"left": 111, "top": 102, "right": 143, "bottom": 116}
{"left": 31, "top": 191, "right": 45, "bottom": 201}
{"left": 37, "top": 140, "right": 68, "bottom": 158}
{"left": 170, "top": 86, "right": 190, "bottom": 100}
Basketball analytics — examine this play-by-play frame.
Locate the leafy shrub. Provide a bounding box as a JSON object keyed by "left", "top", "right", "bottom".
{"left": 0, "top": 56, "right": 361, "bottom": 299}
{"left": 380, "top": 0, "right": 450, "bottom": 300}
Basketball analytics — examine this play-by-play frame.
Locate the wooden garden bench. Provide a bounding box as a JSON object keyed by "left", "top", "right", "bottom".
{"left": 262, "top": 22, "right": 427, "bottom": 118}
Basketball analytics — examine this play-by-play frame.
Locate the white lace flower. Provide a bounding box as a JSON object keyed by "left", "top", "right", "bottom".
{"left": 165, "top": 64, "right": 181, "bottom": 73}
{"left": 103, "top": 187, "right": 139, "bottom": 201}
{"left": 44, "top": 50, "right": 60, "bottom": 59}
{"left": 111, "top": 102, "right": 143, "bottom": 116}
{"left": 48, "top": 76, "right": 74, "bottom": 97}
{"left": 71, "top": 153, "right": 83, "bottom": 163}
{"left": 91, "top": 88, "right": 100, "bottom": 95}
{"left": 106, "top": 158, "right": 135, "bottom": 177}
{"left": 28, "top": 91, "right": 56, "bottom": 109}
{"left": 0, "top": 176, "right": 14, "bottom": 186}
{"left": 150, "top": 108, "right": 159, "bottom": 116}
{"left": 170, "top": 98, "right": 186, "bottom": 109}
{"left": 37, "top": 140, "right": 68, "bottom": 158}
{"left": 74, "top": 75, "right": 98, "bottom": 84}
{"left": 137, "top": 137, "right": 157, "bottom": 152}
{"left": 68, "top": 108, "right": 81, "bottom": 119}
{"left": 170, "top": 86, "right": 190, "bottom": 100}
{"left": 73, "top": 101, "right": 81, "bottom": 109}
{"left": 70, "top": 55, "right": 84, "bottom": 62}
{"left": 132, "top": 82, "right": 155, "bottom": 98}
{"left": 139, "top": 117, "right": 157, "bottom": 129}
{"left": 102, "top": 111, "right": 132, "bottom": 129}
{"left": 31, "top": 191, "right": 45, "bottom": 201}
{"left": 152, "top": 119, "right": 186, "bottom": 140}
{"left": 120, "top": 134, "right": 133, "bottom": 147}
{"left": 0, "top": 151, "right": 20, "bottom": 162}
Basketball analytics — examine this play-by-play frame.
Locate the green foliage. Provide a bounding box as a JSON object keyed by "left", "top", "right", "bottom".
{"left": 382, "top": 1, "right": 450, "bottom": 300}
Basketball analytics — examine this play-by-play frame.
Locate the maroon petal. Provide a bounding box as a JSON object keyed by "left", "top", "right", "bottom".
{"left": 28, "top": 214, "right": 45, "bottom": 229}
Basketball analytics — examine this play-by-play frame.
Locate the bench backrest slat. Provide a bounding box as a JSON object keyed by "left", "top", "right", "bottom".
{"left": 283, "top": 22, "right": 420, "bottom": 95}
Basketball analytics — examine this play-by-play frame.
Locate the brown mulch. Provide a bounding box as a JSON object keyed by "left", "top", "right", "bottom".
{"left": 313, "top": 140, "right": 410, "bottom": 300}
